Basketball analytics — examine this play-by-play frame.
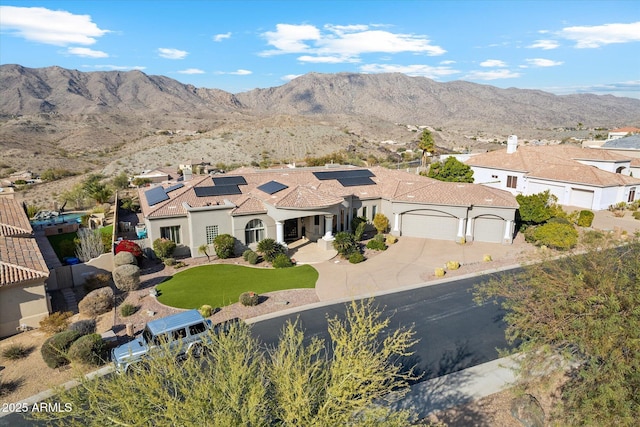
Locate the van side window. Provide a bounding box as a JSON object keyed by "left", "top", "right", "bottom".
{"left": 153, "top": 333, "right": 169, "bottom": 346}
{"left": 172, "top": 328, "right": 187, "bottom": 341}
{"left": 189, "top": 323, "right": 206, "bottom": 336}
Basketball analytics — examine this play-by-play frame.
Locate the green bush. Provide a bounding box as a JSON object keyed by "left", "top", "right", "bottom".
{"left": 348, "top": 252, "right": 365, "bottom": 264}
{"left": 67, "top": 319, "right": 97, "bottom": 336}
{"left": 112, "top": 264, "right": 141, "bottom": 292}
{"left": 199, "top": 305, "right": 213, "bottom": 317}
{"left": 213, "top": 234, "right": 236, "bottom": 259}
{"left": 374, "top": 233, "right": 385, "bottom": 242}
{"left": 272, "top": 253, "right": 293, "bottom": 268}
{"left": 333, "top": 232, "right": 358, "bottom": 258}
{"left": 41, "top": 330, "right": 81, "bottom": 369}
{"left": 530, "top": 222, "right": 578, "bottom": 250}
{"left": 1, "top": 344, "right": 32, "bottom": 360}
{"left": 68, "top": 334, "right": 105, "bottom": 366}
{"left": 163, "top": 257, "right": 176, "bottom": 266}
{"left": 366, "top": 239, "right": 387, "bottom": 251}
{"left": 256, "top": 238, "right": 286, "bottom": 262}
{"left": 354, "top": 221, "right": 367, "bottom": 241}
{"left": 239, "top": 291, "right": 259, "bottom": 306}
{"left": 577, "top": 210, "right": 595, "bottom": 227}
{"left": 386, "top": 235, "right": 398, "bottom": 245}
{"left": 153, "top": 238, "right": 176, "bottom": 259}
{"left": 247, "top": 251, "right": 259, "bottom": 265}
{"left": 372, "top": 213, "right": 390, "bottom": 234}
{"left": 114, "top": 251, "right": 137, "bottom": 267}
{"left": 242, "top": 249, "right": 253, "bottom": 261}
{"left": 547, "top": 216, "right": 572, "bottom": 225}
{"left": 632, "top": 211, "right": 640, "bottom": 220}
{"left": 119, "top": 303, "right": 138, "bottom": 317}
{"left": 39, "top": 311, "right": 74, "bottom": 335}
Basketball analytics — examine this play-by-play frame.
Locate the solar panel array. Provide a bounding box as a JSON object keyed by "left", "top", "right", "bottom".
{"left": 145, "top": 186, "right": 170, "bottom": 206}
{"left": 312, "top": 169, "right": 376, "bottom": 187}
{"left": 165, "top": 183, "right": 184, "bottom": 193}
{"left": 257, "top": 180, "right": 289, "bottom": 195}
{"left": 194, "top": 185, "right": 243, "bottom": 197}
{"left": 212, "top": 176, "right": 247, "bottom": 186}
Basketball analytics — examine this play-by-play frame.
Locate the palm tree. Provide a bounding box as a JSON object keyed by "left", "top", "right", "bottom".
{"left": 418, "top": 129, "right": 435, "bottom": 168}
{"left": 198, "top": 244, "right": 210, "bottom": 261}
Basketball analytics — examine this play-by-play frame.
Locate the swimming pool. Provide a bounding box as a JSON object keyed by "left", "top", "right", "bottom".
{"left": 30, "top": 212, "right": 86, "bottom": 227}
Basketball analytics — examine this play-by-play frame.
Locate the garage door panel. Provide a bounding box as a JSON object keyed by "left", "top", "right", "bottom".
{"left": 402, "top": 212, "right": 457, "bottom": 240}
{"left": 528, "top": 182, "right": 565, "bottom": 203}
{"left": 473, "top": 217, "right": 504, "bottom": 243}
{"left": 569, "top": 188, "right": 594, "bottom": 208}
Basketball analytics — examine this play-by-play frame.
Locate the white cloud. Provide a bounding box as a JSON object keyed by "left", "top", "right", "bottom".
{"left": 82, "top": 65, "right": 146, "bottom": 71}
{"left": 359, "top": 63, "right": 459, "bottom": 79}
{"left": 525, "top": 58, "right": 563, "bottom": 67}
{"left": 440, "top": 60, "right": 456, "bottom": 65}
{"left": 261, "top": 23, "right": 445, "bottom": 62}
{"left": 480, "top": 59, "right": 507, "bottom": 67}
{"left": 559, "top": 21, "right": 640, "bottom": 48}
{"left": 213, "top": 32, "right": 232, "bottom": 42}
{"left": 214, "top": 69, "right": 252, "bottom": 75}
{"left": 528, "top": 39, "right": 559, "bottom": 50}
{"left": 178, "top": 68, "right": 205, "bottom": 74}
{"left": 0, "top": 5, "right": 108, "bottom": 46}
{"left": 465, "top": 69, "right": 521, "bottom": 80}
{"left": 66, "top": 47, "right": 108, "bottom": 58}
{"left": 158, "top": 48, "right": 188, "bottom": 59}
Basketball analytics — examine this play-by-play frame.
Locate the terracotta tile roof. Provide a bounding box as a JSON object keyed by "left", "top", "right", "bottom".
{"left": 139, "top": 165, "right": 519, "bottom": 218}
{"left": 0, "top": 197, "right": 49, "bottom": 287}
{"left": 467, "top": 145, "right": 640, "bottom": 187}
{"left": 610, "top": 127, "right": 640, "bottom": 133}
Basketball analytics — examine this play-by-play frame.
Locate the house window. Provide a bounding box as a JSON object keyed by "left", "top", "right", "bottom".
{"left": 372, "top": 205, "right": 377, "bottom": 218}
{"left": 506, "top": 176, "right": 518, "bottom": 189}
{"left": 206, "top": 225, "right": 219, "bottom": 244}
{"left": 245, "top": 219, "right": 265, "bottom": 244}
{"left": 160, "top": 226, "right": 181, "bottom": 244}
{"left": 362, "top": 206, "right": 367, "bottom": 219}
{"left": 629, "top": 187, "right": 636, "bottom": 203}
{"left": 352, "top": 208, "right": 358, "bottom": 219}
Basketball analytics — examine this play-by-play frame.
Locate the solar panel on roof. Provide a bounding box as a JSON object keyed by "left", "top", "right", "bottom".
{"left": 145, "top": 186, "right": 169, "bottom": 206}
{"left": 194, "top": 185, "right": 242, "bottom": 197}
{"left": 337, "top": 177, "right": 376, "bottom": 187}
{"left": 257, "top": 180, "right": 289, "bottom": 195}
{"left": 313, "top": 169, "right": 375, "bottom": 180}
{"left": 212, "top": 176, "right": 247, "bottom": 186}
{"left": 165, "top": 183, "right": 184, "bottom": 193}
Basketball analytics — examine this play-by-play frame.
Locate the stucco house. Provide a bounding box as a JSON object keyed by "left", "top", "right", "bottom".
{"left": 0, "top": 195, "right": 51, "bottom": 338}
{"left": 607, "top": 126, "right": 640, "bottom": 141}
{"left": 138, "top": 165, "right": 519, "bottom": 258}
{"left": 466, "top": 136, "right": 640, "bottom": 211}
{"left": 587, "top": 135, "right": 640, "bottom": 177}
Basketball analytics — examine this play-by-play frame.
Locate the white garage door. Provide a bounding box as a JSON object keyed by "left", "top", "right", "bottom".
{"left": 569, "top": 188, "right": 594, "bottom": 209}
{"left": 528, "top": 182, "right": 565, "bottom": 203}
{"left": 473, "top": 217, "right": 505, "bottom": 243}
{"left": 401, "top": 211, "right": 458, "bottom": 240}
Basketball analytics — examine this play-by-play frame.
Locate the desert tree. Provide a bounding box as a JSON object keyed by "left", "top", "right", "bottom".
{"left": 198, "top": 244, "right": 211, "bottom": 261}
{"left": 427, "top": 157, "right": 474, "bottom": 183}
{"left": 474, "top": 233, "right": 640, "bottom": 426}
{"left": 373, "top": 213, "right": 390, "bottom": 235}
{"left": 75, "top": 229, "right": 105, "bottom": 262}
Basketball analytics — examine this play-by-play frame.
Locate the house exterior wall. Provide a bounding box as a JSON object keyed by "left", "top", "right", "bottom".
{"left": 0, "top": 280, "right": 50, "bottom": 338}
{"left": 146, "top": 216, "right": 191, "bottom": 257}
{"left": 232, "top": 214, "right": 275, "bottom": 249}
{"left": 186, "top": 207, "right": 234, "bottom": 256}
{"left": 574, "top": 159, "right": 630, "bottom": 174}
{"left": 471, "top": 167, "right": 526, "bottom": 194}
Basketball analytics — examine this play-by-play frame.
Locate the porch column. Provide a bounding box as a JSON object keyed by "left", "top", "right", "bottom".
{"left": 393, "top": 213, "right": 400, "bottom": 233}
{"left": 275, "top": 220, "right": 284, "bottom": 244}
{"left": 465, "top": 217, "right": 474, "bottom": 242}
{"left": 323, "top": 214, "right": 334, "bottom": 240}
{"left": 503, "top": 219, "right": 512, "bottom": 243}
{"left": 457, "top": 218, "right": 466, "bottom": 240}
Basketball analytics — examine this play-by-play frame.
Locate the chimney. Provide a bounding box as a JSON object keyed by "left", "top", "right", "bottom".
{"left": 183, "top": 168, "right": 192, "bottom": 181}
{"left": 507, "top": 135, "right": 518, "bottom": 154}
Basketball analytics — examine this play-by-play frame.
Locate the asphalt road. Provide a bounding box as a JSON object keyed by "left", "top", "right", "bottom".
{"left": 1, "top": 270, "right": 514, "bottom": 426}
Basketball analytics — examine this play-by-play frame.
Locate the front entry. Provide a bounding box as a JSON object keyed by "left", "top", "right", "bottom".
{"left": 284, "top": 218, "right": 299, "bottom": 242}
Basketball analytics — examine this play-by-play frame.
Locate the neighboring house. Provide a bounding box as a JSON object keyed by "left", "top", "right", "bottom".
{"left": 466, "top": 136, "right": 640, "bottom": 211}
{"left": 179, "top": 159, "right": 211, "bottom": 174}
{"left": 138, "top": 165, "right": 519, "bottom": 258}
{"left": 588, "top": 135, "right": 640, "bottom": 177}
{"left": 132, "top": 167, "right": 177, "bottom": 185}
{"left": 607, "top": 126, "right": 640, "bottom": 141}
{"left": 0, "top": 194, "right": 51, "bottom": 338}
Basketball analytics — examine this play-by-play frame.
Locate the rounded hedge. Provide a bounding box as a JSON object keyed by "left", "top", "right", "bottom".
{"left": 577, "top": 210, "right": 595, "bottom": 227}
{"left": 41, "top": 330, "right": 81, "bottom": 369}
{"left": 239, "top": 291, "right": 259, "bottom": 306}
{"left": 78, "top": 286, "right": 114, "bottom": 317}
{"left": 199, "top": 304, "right": 213, "bottom": 317}
{"left": 67, "top": 319, "right": 97, "bottom": 336}
{"left": 366, "top": 239, "right": 387, "bottom": 251}
{"left": 114, "top": 251, "right": 137, "bottom": 267}
{"left": 348, "top": 252, "right": 365, "bottom": 264}
{"left": 68, "top": 333, "right": 106, "bottom": 366}
{"left": 113, "top": 264, "right": 141, "bottom": 292}
{"left": 247, "top": 251, "right": 259, "bottom": 265}
{"left": 272, "top": 253, "right": 293, "bottom": 268}
{"left": 530, "top": 222, "right": 578, "bottom": 250}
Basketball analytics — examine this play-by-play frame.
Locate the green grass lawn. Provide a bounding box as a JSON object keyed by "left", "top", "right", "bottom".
{"left": 156, "top": 264, "right": 319, "bottom": 309}
{"left": 47, "top": 225, "right": 114, "bottom": 261}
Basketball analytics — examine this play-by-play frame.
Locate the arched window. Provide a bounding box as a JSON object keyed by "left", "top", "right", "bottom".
{"left": 616, "top": 166, "right": 625, "bottom": 174}
{"left": 245, "top": 219, "right": 265, "bottom": 244}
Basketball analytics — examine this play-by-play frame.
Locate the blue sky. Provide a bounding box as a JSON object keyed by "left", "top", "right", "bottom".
{"left": 1, "top": 1, "right": 639, "bottom": 98}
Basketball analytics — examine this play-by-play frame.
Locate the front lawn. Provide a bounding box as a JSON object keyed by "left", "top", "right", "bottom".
{"left": 156, "top": 264, "right": 318, "bottom": 309}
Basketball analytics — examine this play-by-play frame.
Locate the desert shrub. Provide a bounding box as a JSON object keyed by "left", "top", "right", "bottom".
{"left": 333, "top": 232, "right": 358, "bottom": 258}
{"left": 446, "top": 261, "right": 460, "bottom": 270}
{"left": 272, "top": 253, "right": 293, "bottom": 268}
{"left": 581, "top": 230, "right": 607, "bottom": 246}
{"left": 67, "top": 319, "right": 97, "bottom": 336}
{"left": 242, "top": 249, "right": 253, "bottom": 261}
{"left": 386, "top": 235, "right": 398, "bottom": 245}
{"left": 114, "top": 251, "right": 137, "bottom": 267}
{"left": 199, "top": 305, "right": 213, "bottom": 317}
{"left": 1, "top": 344, "right": 32, "bottom": 360}
{"left": 349, "top": 252, "right": 365, "bottom": 264}
{"left": 530, "top": 222, "right": 578, "bottom": 250}
{"left": 68, "top": 334, "right": 105, "bottom": 367}
{"left": 119, "top": 304, "right": 137, "bottom": 317}
{"left": 213, "top": 234, "right": 236, "bottom": 259}
{"left": 112, "top": 264, "right": 141, "bottom": 292}
{"left": 435, "top": 268, "right": 446, "bottom": 277}
{"left": 577, "top": 210, "right": 595, "bottom": 227}
{"left": 483, "top": 254, "right": 493, "bottom": 262}
{"left": 629, "top": 199, "right": 640, "bottom": 211}
{"left": 115, "top": 240, "right": 143, "bottom": 258}
{"left": 366, "top": 239, "right": 387, "bottom": 251}
{"left": 247, "top": 251, "right": 259, "bottom": 265}
{"left": 39, "top": 311, "right": 73, "bottom": 335}
{"left": 78, "top": 287, "right": 114, "bottom": 317}
{"left": 547, "top": 216, "right": 572, "bottom": 225}
{"left": 84, "top": 273, "right": 112, "bottom": 292}
{"left": 256, "top": 238, "right": 286, "bottom": 262}
{"left": 350, "top": 215, "right": 367, "bottom": 232}
{"left": 372, "top": 213, "right": 390, "bottom": 234}
{"left": 239, "top": 291, "right": 259, "bottom": 306}
{"left": 374, "top": 233, "right": 385, "bottom": 242}
{"left": 163, "top": 257, "right": 176, "bottom": 266}
{"left": 41, "top": 330, "right": 81, "bottom": 369}
{"left": 153, "top": 238, "right": 176, "bottom": 259}
{"left": 354, "top": 221, "right": 367, "bottom": 241}
{"left": 633, "top": 211, "right": 640, "bottom": 220}
{"left": 608, "top": 202, "right": 627, "bottom": 217}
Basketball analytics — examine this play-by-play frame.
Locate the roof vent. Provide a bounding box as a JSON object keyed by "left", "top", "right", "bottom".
{"left": 507, "top": 135, "right": 518, "bottom": 154}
